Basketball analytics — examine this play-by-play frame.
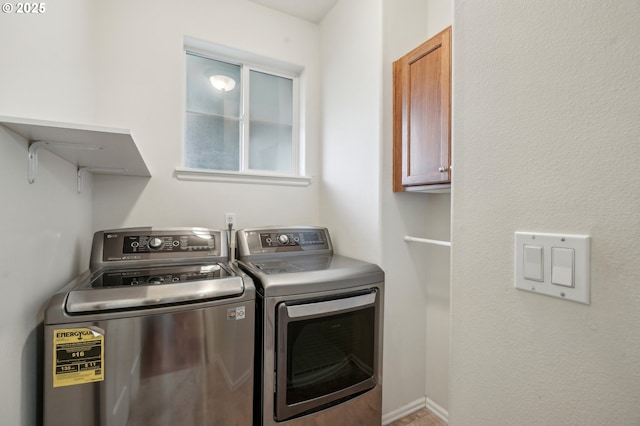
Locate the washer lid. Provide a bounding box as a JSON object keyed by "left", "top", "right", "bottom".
{"left": 65, "top": 264, "right": 244, "bottom": 313}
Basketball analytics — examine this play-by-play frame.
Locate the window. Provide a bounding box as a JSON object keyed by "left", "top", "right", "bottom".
{"left": 182, "top": 45, "right": 305, "bottom": 185}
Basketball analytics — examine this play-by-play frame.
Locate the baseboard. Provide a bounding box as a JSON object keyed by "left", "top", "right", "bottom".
{"left": 381, "top": 396, "right": 449, "bottom": 425}
{"left": 426, "top": 397, "right": 449, "bottom": 423}
{"left": 382, "top": 397, "right": 426, "bottom": 425}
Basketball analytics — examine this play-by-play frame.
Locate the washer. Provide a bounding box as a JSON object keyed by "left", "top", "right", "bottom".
{"left": 236, "top": 226, "right": 384, "bottom": 425}
{"left": 43, "top": 227, "right": 255, "bottom": 426}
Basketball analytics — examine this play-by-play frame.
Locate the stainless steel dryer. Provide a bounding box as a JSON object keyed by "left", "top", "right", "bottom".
{"left": 43, "top": 227, "right": 255, "bottom": 426}
{"left": 236, "top": 226, "right": 384, "bottom": 426}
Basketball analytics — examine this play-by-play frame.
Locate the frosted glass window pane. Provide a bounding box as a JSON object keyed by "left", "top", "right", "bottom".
{"left": 249, "top": 71, "right": 293, "bottom": 172}
{"left": 249, "top": 122, "right": 293, "bottom": 172}
{"left": 185, "top": 53, "right": 241, "bottom": 171}
{"left": 186, "top": 53, "right": 241, "bottom": 118}
{"left": 250, "top": 71, "right": 292, "bottom": 125}
{"left": 185, "top": 112, "right": 240, "bottom": 171}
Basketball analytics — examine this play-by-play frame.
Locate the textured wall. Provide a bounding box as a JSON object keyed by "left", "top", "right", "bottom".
{"left": 450, "top": 1, "right": 640, "bottom": 425}
{"left": 319, "top": 0, "right": 382, "bottom": 263}
{"left": 380, "top": 0, "right": 452, "bottom": 419}
{"left": 0, "top": 3, "right": 95, "bottom": 425}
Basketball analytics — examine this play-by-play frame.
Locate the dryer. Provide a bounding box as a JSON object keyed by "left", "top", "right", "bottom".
{"left": 236, "top": 226, "right": 384, "bottom": 425}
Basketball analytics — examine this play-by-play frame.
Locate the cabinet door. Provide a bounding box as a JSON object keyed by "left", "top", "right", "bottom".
{"left": 393, "top": 26, "right": 451, "bottom": 191}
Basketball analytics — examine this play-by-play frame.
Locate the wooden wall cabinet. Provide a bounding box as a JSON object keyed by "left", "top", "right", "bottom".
{"left": 393, "top": 26, "right": 451, "bottom": 192}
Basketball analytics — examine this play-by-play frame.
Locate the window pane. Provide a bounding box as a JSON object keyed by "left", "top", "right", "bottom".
{"left": 249, "top": 71, "right": 293, "bottom": 172}
{"left": 250, "top": 71, "right": 292, "bottom": 124}
{"left": 186, "top": 53, "right": 241, "bottom": 117}
{"left": 249, "top": 122, "right": 293, "bottom": 172}
{"left": 185, "top": 112, "right": 240, "bottom": 171}
{"left": 185, "top": 53, "right": 241, "bottom": 171}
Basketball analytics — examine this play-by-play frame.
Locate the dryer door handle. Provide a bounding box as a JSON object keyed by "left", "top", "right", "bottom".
{"left": 285, "top": 290, "right": 376, "bottom": 319}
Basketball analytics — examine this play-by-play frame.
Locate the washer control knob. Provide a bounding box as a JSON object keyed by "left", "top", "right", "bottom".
{"left": 148, "top": 237, "right": 164, "bottom": 250}
{"left": 277, "top": 234, "right": 290, "bottom": 245}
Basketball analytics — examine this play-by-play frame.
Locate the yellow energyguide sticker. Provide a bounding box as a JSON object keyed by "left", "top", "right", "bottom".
{"left": 53, "top": 328, "right": 104, "bottom": 388}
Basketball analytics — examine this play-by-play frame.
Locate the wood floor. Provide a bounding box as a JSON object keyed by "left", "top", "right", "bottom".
{"left": 387, "top": 408, "right": 447, "bottom": 426}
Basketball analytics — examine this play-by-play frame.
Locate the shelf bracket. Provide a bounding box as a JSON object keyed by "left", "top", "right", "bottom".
{"left": 77, "top": 167, "right": 127, "bottom": 193}
{"left": 27, "top": 140, "right": 103, "bottom": 184}
{"left": 27, "top": 141, "right": 46, "bottom": 184}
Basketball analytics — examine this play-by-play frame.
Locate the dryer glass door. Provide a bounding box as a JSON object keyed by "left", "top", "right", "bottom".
{"left": 275, "top": 289, "right": 379, "bottom": 421}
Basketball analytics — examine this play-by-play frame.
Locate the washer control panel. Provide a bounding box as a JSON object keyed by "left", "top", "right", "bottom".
{"left": 122, "top": 233, "right": 215, "bottom": 254}
{"left": 90, "top": 228, "right": 227, "bottom": 268}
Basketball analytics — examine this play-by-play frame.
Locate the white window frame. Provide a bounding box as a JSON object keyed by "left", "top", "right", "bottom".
{"left": 176, "top": 37, "right": 310, "bottom": 187}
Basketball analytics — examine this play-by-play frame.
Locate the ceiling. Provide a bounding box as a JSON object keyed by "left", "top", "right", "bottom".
{"left": 248, "top": 0, "right": 338, "bottom": 23}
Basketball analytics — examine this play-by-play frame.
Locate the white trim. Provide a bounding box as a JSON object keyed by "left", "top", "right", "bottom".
{"left": 174, "top": 168, "right": 311, "bottom": 187}
{"left": 381, "top": 396, "right": 449, "bottom": 425}
{"left": 291, "top": 75, "right": 300, "bottom": 175}
{"left": 240, "top": 65, "right": 250, "bottom": 170}
{"left": 426, "top": 397, "right": 449, "bottom": 424}
{"left": 184, "top": 36, "right": 304, "bottom": 76}
{"left": 382, "top": 397, "right": 426, "bottom": 425}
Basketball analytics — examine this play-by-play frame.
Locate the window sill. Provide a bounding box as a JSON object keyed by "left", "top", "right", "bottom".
{"left": 175, "top": 168, "right": 311, "bottom": 187}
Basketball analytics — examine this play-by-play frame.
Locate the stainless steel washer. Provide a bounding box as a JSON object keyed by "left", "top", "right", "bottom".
{"left": 43, "top": 227, "right": 255, "bottom": 426}
{"left": 236, "top": 226, "right": 384, "bottom": 426}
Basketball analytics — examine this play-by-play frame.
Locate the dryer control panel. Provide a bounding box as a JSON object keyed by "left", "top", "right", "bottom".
{"left": 236, "top": 227, "right": 333, "bottom": 258}
{"left": 259, "top": 230, "right": 327, "bottom": 249}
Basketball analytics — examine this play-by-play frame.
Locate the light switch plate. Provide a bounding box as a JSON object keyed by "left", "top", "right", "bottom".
{"left": 514, "top": 232, "right": 590, "bottom": 304}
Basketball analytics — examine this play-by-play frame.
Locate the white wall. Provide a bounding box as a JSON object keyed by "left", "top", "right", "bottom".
{"left": 321, "top": 0, "right": 452, "bottom": 419}
{"left": 0, "top": 2, "right": 458, "bottom": 425}
{"left": 450, "top": 2, "right": 640, "bottom": 425}
{"left": 0, "top": 2, "right": 95, "bottom": 425}
{"left": 379, "top": 0, "right": 452, "bottom": 419}
{"left": 427, "top": 0, "right": 452, "bottom": 40}
{"left": 318, "top": 3, "right": 451, "bottom": 417}
{"left": 0, "top": 1, "right": 94, "bottom": 123}
{"left": 90, "top": 0, "right": 322, "bottom": 231}
{"left": 423, "top": 1, "right": 451, "bottom": 415}
{"left": 319, "top": 0, "right": 382, "bottom": 263}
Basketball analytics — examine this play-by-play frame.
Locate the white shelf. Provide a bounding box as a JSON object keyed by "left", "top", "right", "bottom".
{"left": 0, "top": 115, "right": 151, "bottom": 189}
